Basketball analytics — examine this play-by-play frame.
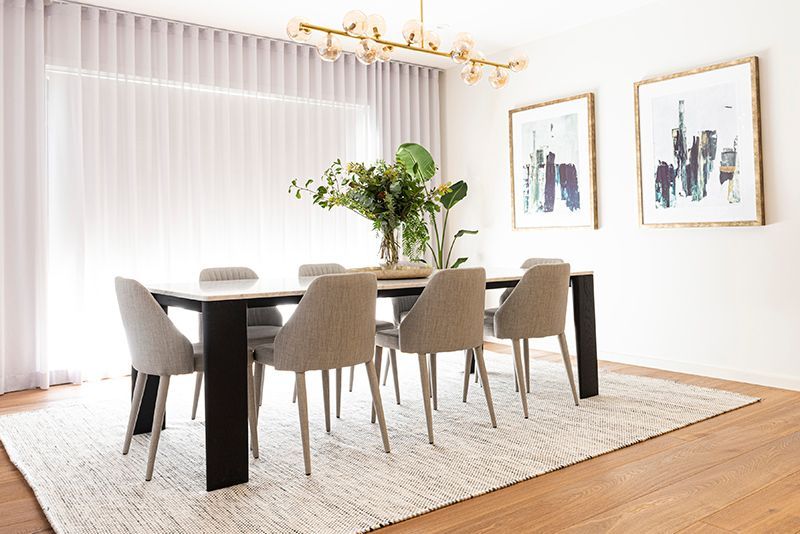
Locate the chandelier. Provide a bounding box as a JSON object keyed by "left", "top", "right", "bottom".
{"left": 286, "top": 1, "right": 528, "bottom": 89}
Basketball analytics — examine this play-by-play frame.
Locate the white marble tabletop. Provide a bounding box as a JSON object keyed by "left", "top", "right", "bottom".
{"left": 146, "top": 267, "right": 593, "bottom": 302}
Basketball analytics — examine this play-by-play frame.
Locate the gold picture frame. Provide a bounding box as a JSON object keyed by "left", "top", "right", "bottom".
{"left": 508, "top": 93, "right": 598, "bottom": 230}
{"left": 634, "top": 56, "right": 764, "bottom": 228}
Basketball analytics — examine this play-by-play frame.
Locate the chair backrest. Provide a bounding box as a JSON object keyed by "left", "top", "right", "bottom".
{"left": 399, "top": 268, "right": 486, "bottom": 354}
{"left": 274, "top": 273, "right": 377, "bottom": 372}
{"left": 494, "top": 263, "right": 571, "bottom": 340}
{"left": 198, "top": 266, "right": 282, "bottom": 326}
{"left": 500, "top": 257, "right": 564, "bottom": 304}
{"left": 391, "top": 295, "right": 418, "bottom": 326}
{"left": 297, "top": 263, "right": 346, "bottom": 277}
{"left": 114, "top": 277, "right": 194, "bottom": 376}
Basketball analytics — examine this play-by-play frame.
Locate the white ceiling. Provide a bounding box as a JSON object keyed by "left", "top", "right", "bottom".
{"left": 82, "top": 0, "right": 658, "bottom": 68}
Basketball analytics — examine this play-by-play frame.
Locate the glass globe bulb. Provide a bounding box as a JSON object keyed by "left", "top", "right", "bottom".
{"left": 508, "top": 53, "right": 529, "bottom": 72}
{"left": 454, "top": 32, "right": 475, "bottom": 50}
{"left": 342, "top": 10, "right": 367, "bottom": 37}
{"left": 366, "top": 14, "right": 386, "bottom": 39}
{"left": 286, "top": 17, "right": 311, "bottom": 42}
{"left": 377, "top": 45, "right": 392, "bottom": 62}
{"left": 460, "top": 62, "right": 483, "bottom": 86}
{"left": 402, "top": 19, "right": 423, "bottom": 44}
{"left": 451, "top": 48, "right": 471, "bottom": 64}
{"left": 423, "top": 30, "right": 441, "bottom": 51}
{"left": 355, "top": 38, "right": 380, "bottom": 65}
{"left": 316, "top": 33, "right": 342, "bottom": 62}
{"left": 489, "top": 67, "right": 509, "bottom": 89}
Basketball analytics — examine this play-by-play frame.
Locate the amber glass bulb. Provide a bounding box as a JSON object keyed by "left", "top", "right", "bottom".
{"left": 451, "top": 48, "right": 470, "bottom": 64}
{"left": 508, "top": 53, "right": 529, "bottom": 72}
{"left": 317, "top": 33, "right": 342, "bottom": 62}
{"left": 461, "top": 62, "right": 483, "bottom": 86}
{"left": 454, "top": 32, "right": 475, "bottom": 50}
{"left": 342, "top": 10, "right": 367, "bottom": 37}
{"left": 286, "top": 17, "right": 311, "bottom": 42}
{"left": 423, "top": 30, "right": 441, "bottom": 51}
{"left": 402, "top": 19, "right": 423, "bottom": 44}
{"left": 489, "top": 67, "right": 509, "bottom": 89}
{"left": 366, "top": 14, "right": 386, "bottom": 39}
{"left": 377, "top": 45, "right": 392, "bottom": 62}
{"left": 355, "top": 38, "right": 379, "bottom": 65}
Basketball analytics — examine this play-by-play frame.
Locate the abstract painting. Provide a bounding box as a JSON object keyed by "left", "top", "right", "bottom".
{"left": 508, "top": 93, "right": 597, "bottom": 229}
{"left": 635, "top": 57, "right": 763, "bottom": 227}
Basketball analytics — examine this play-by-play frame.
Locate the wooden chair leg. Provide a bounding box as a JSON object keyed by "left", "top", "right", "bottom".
{"left": 475, "top": 353, "right": 479, "bottom": 383}
{"left": 389, "top": 348, "right": 400, "bottom": 405}
{"left": 475, "top": 345, "right": 497, "bottom": 428}
{"left": 321, "top": 369, "right": 331, "bottom": 433}
{"left": 429, "top": 353, "right": 438, "bottom": 410}
{"left": 295, "top": 372, "right": 311, "bottom": 475}
{"left": 371, "top": 346, "right": 383, "bottom": 424}
{"left": 511, "top": 339, "right": 529, "bottom": 419}
{"left": 382, "top": 356, "right": 390, "bottom": 385}
{"left": 246, "top": 359, "right": 259, "bottom": 458}
{"left": 462, "top": 349, "right": 472, "bottom": 402}
{"left": 123, "top": 371, "right": 147, "bottom": 455}
{"left": 558, "top": 333, "right": 580, "bottom": 406}
{"left": 191, "top": 372, "right": 203, "bottom": 421}
{"left": 256, "top": 362, "right": 265, "bottom": 407}
{"left": 292, "top": 382, "right": 297, "bottom": 403}
{"left": 523, "top": 338, "right": 531, "bottom": 393}
{"left": 514, "top": 363, "right": 519, "bottom": 392}
{"left": 335, "top": 368, "right": 342, "bottom": 419}
{"left": 145, "top": 376, "right": 170, "bottom": 481}
{"left": 349, "top": 365, "right": 355, "bottom": 392}
{"left": 417, "top": 353, "right": 435, "bottom": 444}
{"left": 365, "top": 360, "right": 391, "bottom": 453}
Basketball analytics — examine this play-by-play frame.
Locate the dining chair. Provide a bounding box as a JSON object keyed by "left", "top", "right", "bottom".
{"left": 478, "top": 263, "right": 579, "bottom": 419}
{"left": 251, "top": 273, "right": 390, "bottom": 475}
{"left": 297, "top": 263, "right": 394, "bottom": 418}
{"left": 115, "top": 277, "right": 259, "bottom": 481}
{"left": 378, "top": 295, "right": 418, "bottom": 405}
{"left": 375, "top": 268, "right": 496, "bottom": 444}
{"left": 193, "top": 266, "right": 283, "bottom": 419}
{"left": 498, "top": 258, "right": 564, "bottom": 394}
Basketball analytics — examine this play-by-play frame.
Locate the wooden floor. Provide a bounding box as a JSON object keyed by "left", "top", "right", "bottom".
{"left": 1, "top": 344, "right": 799, "bottom": 533}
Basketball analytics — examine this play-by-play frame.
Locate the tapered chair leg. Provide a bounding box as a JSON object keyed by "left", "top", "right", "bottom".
{"left": 322, "top": 369, "right": 331, "bottom": 432}
{"left": 335, "top": 368, "right": 342, "bottom": 418}
{"left": 349, "top": 365, "right": 355, "bottom": 392}
{"left": 365, "top": 360, "right": 391, "bottom": 453}
{"left": 389, "top": 349, "right": 400, "bottom": 405}
{"left": 253, "top": 363, "right": 264, "bottom": 415}
{"left": 511, "top": 339, "right": 529, "bottom": 419}
{"left": 523, "top": 338, "right": 531, "bottom": 393}
{"left": 371, "top": 346, "right": 383, "bottom": 423}
{"left": 430, "top": 353, "right": 438, "bottom": 410}
{"left": 246, "top": 359, "right": 259, "bottom": 458}
{"left": 292, "top": 382, "right": 297, "bottom": 403}
{"left": 295, "top": 372, "right": 311, "bottom": 475}
{"left": 145, "top": 376, "right": 170, "bottom": 481}
{"left": 417, "top": 353, "right": 435, "bottom": 444}
{"left": 462, "top": 349, "right": 473, "bottom": 402}
{"left": 514, "top": 364, "right": 519, "bottom": 392}
{"left": 475, "top": 354, "right": 479, "bottom": 383}
{"left": 382, "top": 357, "right": 390, "bottom": 385}
{"left": 558, "top": 333, "right": 580, "bottom": 406}
{"left": 123, "top": 371, "right": 147, "bottom": 455}
{"left": 191, "top": 372, "right": 203, "bottom": 420}
{"left": 474, "top": 345, "right": 497, "bottom": 428}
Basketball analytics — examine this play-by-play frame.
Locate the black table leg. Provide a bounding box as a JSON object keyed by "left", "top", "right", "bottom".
{"left": 132, "top": 303, "right": 168, "bottom": 434}
{"left": 571, "top": 274, "right": 599, "bottom": 399}
{"left": 202, "top": 299, "right": 249, "bottom": 491}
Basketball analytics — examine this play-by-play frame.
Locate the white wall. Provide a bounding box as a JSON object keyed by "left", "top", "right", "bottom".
{"left": 442, "top": 0, "right": 800, "bottom": 390}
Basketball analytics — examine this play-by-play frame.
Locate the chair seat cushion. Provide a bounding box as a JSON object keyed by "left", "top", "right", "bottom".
{"left": 252, "top": 343, "right": 275, "bottom": 366}
{"left": 376, "top": 319, "right": 394, "bottom": 331}
{"left": 375, "top": 327, "right": 400, "bottom": 350}
{"left": 247, "top": 325, "right": 281, "bottom": 347}
{"left": 484, "top": 308, "right": 498, "bottom": 337}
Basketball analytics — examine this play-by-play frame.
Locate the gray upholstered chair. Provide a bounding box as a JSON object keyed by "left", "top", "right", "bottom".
{"left": 480, "top": 263, "right": 579, "bottom": 419}
{"left": 375, "top": 268, "right": 496, "bottom": 444}
{"left": 297, "top": 263, "right": 394, "bottom": 418}
{"left": 116, "top": 277, "right": 258, "bottom": 481}
{"left": 252, "top": 273, "right": 390, "bottom": 475}
{"left": 378, "top": 295, "right": 418, "bottom": 404}
{"left": 193, "top": 266, "right": 283, "bottom": 419}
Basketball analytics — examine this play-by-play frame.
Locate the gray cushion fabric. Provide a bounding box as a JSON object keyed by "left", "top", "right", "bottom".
{"left": 483, "top": 308, "right": 498, "bottom": 336}
{"left": 390, "top": 295, "right": 418, "bottom": 325}
{"left": 374, "top": 327, "right": 400, "bottom": 350}
{"left": 253, "top": 343, "right": 275, "bottom": 366}
{"left": 247, "top": 325, "right": 282, "bottom": 346}
{"left": 199, "top": 266, "right": 283, "bottom": 327}
{"left": 376, "top": 319, "right": 395, "bottom": 331}
{"left": 298, "top": 263, "right": 346, "bottom": 277}
{"left": 499, "top": 258, "right": 564, "bottom": 304}
{"left": 192, "top": 344, "right": 204, "bottom": 372}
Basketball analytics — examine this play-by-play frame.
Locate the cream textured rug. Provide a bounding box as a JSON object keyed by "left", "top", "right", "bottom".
{"left": 0, "top": 350, "right": 757, "bottom": 533}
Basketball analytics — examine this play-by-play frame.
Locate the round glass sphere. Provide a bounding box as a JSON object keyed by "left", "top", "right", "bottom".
{"left": 317, "top": 33, "right": 342, "bottom": 62}
{"left": 402, "top": 19, "right": 423, "bottom": 44}
{"left": 366, "top": 14, "right": 386, "bottom": 39}
{"left": 342, "top": 10, "right": 367, "bottom": 37}
{"left": 450, "top": 48, "right": 470, "bottom": 64}
{"left": 355, "top": 38, "right": 380, "bottom": 65}
{"left": 454, "top": 32, "right": 475, "bottom": 51}
{"left": 377, "top": 45, "right": 392, "bottom": 62}
{"left": 286, "top": 17, "right": 311, "bottom": 42}
{"left": 508, "top": 53, "right": 529, "bottom": 72}
{"left": 489, "top": 67, "right": 509, "bottom": 89}
{"left": 424, "top": 30, "right": 441, "bottom": 51}
{"left": 460, "top": 62, "right": 483, "bottom": 86}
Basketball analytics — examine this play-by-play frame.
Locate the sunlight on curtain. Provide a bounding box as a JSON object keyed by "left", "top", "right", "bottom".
{"left": 43, "top": 4, "right": 441, "bottom": 382}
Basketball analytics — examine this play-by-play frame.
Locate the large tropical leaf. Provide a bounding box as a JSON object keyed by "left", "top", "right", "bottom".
{"left": 440, "top": 180, "right": 468, "bottom": 209}
{"left": 453, "top": 228, "right": 478, "bottom": 238}
{"left": 396, "top": 143, "right": 436, "bottom": 181}
{"left": 450, "top": 257, "right": 469, "bottom": 268}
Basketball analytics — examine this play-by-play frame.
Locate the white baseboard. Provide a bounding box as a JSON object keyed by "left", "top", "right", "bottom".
{"left": 489, "top": 338, "right": 800, "bottom": 392}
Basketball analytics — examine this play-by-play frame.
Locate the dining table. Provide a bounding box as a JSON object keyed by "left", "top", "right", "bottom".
{"left": 141, "top": 267, "right": 598, "bottom": 491}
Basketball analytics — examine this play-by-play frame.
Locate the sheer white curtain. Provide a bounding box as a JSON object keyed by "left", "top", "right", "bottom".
{"left": 37, "top": 4, "right": 441, "bottom": 384}
{"left": 0, "top": 0, "right": 48, "bottom": 394}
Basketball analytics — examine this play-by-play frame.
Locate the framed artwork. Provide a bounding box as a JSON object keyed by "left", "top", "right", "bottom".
{"left": 635, "top": 56, "right": 764, "bottom": 227}
{"left": 508, "top": 93, "right": 597, "bottom": 229}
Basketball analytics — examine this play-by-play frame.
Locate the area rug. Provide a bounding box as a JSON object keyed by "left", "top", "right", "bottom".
{"left": 0, "top": 350, "right": 758, "bottom": 533}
